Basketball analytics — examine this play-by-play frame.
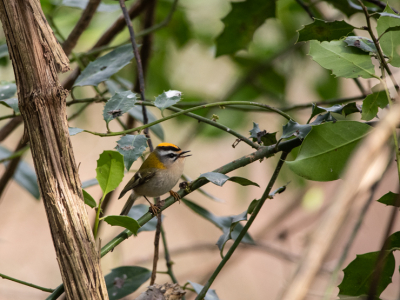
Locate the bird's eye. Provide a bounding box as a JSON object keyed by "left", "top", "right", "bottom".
{"left": 168, "top": 153, "right": 175, "bottom": 158}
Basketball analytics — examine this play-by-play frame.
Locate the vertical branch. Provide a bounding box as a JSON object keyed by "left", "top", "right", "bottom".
{"left": 195, "top": 152, "right": 289, "bottom": 299}
{"left": 0, "top": 1, "right": 108, "bottom": 299}
{"left": 118, "top": 0, "right": 164, "bottom": 285}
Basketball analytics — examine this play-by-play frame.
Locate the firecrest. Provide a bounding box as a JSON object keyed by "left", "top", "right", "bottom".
{"left": 118, "top": 143, "right": 191, "bottom": 215}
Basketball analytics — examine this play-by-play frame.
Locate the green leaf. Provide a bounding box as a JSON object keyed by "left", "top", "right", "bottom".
{"left": 182, "top": 199, "right": 254, "bottom": 245}
{"left": 0, "top": 145, "right": 40, "bottom": 199}
{"left": 127, "top": 106, "right": 164, "bottom": 141}
{"left": 127, "top": 204, "right": 164, "bottom": 233}
{"left": 287, "top": 121, "right": 371, "bottom": 181}
{"left": 297, "top": 19, "right": 355, "bottom": 43}
{"left": 188, "top": 281, "right": 220, "bottom": 300}
{"left": 154, "top": 90, "right": 182, "bottom": 113}
{"left": 104, "top": 215, "right": 141, "bottom": 236}
{"left": 0, "top": 98, "right": 19, "bottom": 113}
{"left": 247, "top": 199, "right": 259, "bottom": 214}
{"left": 249, "top": 122, "right": 277, "bottom": 146}
{"left": 74, "top": 44, "right": 134, "bottom": 87}
{"left": 310, "top": 112, "right": 336, "bottom": 125}
{"left": 309, "top": 103, "right": 360, "bottom": 122}
{"left": 216, "top": 210, "right": 248, "bottom": 257}
{"left": 82, "top": 189, "right": 97, "bottom": 208}
{"left": 115, "top": 135, "right": 148, "bottom": 171}
{"left": 215, "top": 0, "right": 276, "bottom": 56}
{"left": 344, "top": 36, "right": 377, "bottom": 53}
{"left": 96, "top": 151, "right": 124, "bottom": 195}
{"left": 199, "top": 172, "right": 259, "bottom": 187}
{"left": 105, "top": 266, "right": 151, "bottom": 300}
{"left": 361, "top": 84, "right": 388, "bottom": 121}
{"left": 68, "top": 127, "right": 84, "bottom": 136}
{"left": 377, "top": 7, "right": 400, "bottom": 67}
{"left": 281, "top": 120, "right": 311, "bottom": 139}
{"left": 0, "top": 82, "right": 16, "bottom": 100}
{"left": 103, "top": 91, "right": 137, "bottom": 124}
{"left": 338, "top": 251, "right": 395, "bottom": 298}
{"left": 309, "top": 40, "right": 376, "bottom": 79}
{"left": 61, "top": 0, "right": 119, "bottom": 12}
{"left": 377, "top": 191, "right": 399, "bottom": 207}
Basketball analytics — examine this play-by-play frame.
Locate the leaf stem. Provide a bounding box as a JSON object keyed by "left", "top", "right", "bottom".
{"left": 0, "top": 272, "right": 54, "bottom": 293}
{"left": 81, "top": 101, "right": 293, "bottom": 137}
{"left": 194, "top": 152, "right": 289, "bottom": 300}
{"left": 93, "top": 193, "right": 106, "bottom": 239}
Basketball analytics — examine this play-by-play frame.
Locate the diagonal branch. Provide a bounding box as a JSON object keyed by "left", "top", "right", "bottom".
{"left": 62, "top": 0, "right": 102, "bottom": 56}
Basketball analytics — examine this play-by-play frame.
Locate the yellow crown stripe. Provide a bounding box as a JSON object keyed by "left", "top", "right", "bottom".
{"left": 157, "top": 142, "right": 180, "bottom": 149}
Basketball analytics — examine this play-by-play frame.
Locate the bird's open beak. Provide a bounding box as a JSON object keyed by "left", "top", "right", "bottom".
{"left": 179, "top": 150, "right": 191, "bottom": 158}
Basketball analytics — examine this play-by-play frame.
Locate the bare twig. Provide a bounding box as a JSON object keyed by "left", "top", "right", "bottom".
{"left": 195, "top": 152, "right": 289, "bottom": 299}
{"left": 62, "top": 0, "right": 102, "bottom": 56}
{"left": 364, "top": 0, "right": 399, "bottom": 14}
{"left": 0, "top": 116, "right": 23, "bottom": 142}
{"left": 295, "top": 0, "right": 314, "bottom": 19}
{"left": 0, "top": 272, "right": 54, "bottom": 293}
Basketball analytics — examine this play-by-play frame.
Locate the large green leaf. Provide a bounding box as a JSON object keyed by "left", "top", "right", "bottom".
{"left": 309, "top": 40, "right": 376, "bottom": 79}
{"left": 154, "top": 90, "right": 182, "bottom": 113}
{"left": 115, "top": 134, "right": 147, "bottom": 171}
{"left": 182, "top": 199, "right": 254, "bottom": 245}
{"left": 199, "top": 172, "right": 259, "bottom": 187}
{"left": 96, "top": 151, "right": 124, "bottom": 195}
{"left": 105, "top": 266, "right": 151, "bottom": 300}
{"left": 103, "top": 91, "right": 137, "bottom": 124}
{"left": 215, "top": 0, "right": 276, "bottom": 56}
{"left": 287, "top": 121, "right": 371, "bottom": 181}
{"left": 127, "top": 106, "right": 164, "bottom": 141}
{"left": 377, "top": 191, "right": 399, "bottom": 207}
{"left": 188, "top": 281, "right": 220, "bottom": 300}
{"left": 0, "top": 145, "right": 40, "bottom": 199}
{"left": 74, "top": 44, "right": 134, "bottom": 87}
{"left": 104, "top": 215, "right": 140, "bottom": 236}
{"left": 0, "top": 98, "right": 19, "bottom": 113}
{"left": 338, "top": 251, "right": 395, "bottom": 298}
{"left": 281, "top": 120, "right": 311, "bottom": 139}
{"left": 377, "top": 7, "right": 400, "bottom": 67}
{"left": 361, "top": 84, "right": 388, "bottom": 121}
{"left": 297, "top": 19, "right": 354, "bottom": 42}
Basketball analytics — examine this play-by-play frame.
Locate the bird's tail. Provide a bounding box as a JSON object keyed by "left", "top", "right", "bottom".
{"left": 120, "top": 193, "right": 139, "bottom": 216}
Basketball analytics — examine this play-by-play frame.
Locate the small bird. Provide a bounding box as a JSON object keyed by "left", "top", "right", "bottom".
{"left": 118, "top": 143, "right": 191, "bottom": 215}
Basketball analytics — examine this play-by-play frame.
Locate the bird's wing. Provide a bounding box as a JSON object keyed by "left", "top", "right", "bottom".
{"left": 118, "top": 168, "right": 157, "bottom": 199}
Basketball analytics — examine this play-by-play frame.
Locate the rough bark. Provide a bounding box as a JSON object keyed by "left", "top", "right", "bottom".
{"left": 0, "top": 1, "right": 108, "bottom": 299}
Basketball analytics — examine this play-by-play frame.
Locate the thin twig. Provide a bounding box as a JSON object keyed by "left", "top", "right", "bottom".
{"left": 46, "top": 138, "right": 303, "bottom": 300}
{"left": 195, "top": 152, "right": 289, "bottom": 299}
{"left": 160, "top": 226, "right": 180, "bottom": 285}
{"left": 363, "top": 0, "right": 399, "bottom": 14}
{"left": 295, "top": 0, "right": 314, "bottom": 19}
{"left": 62, "top": 0, "right": 102, "bottom": 56}
{"left": 357, "top": 0, "right": 400, "bottom": 93}
{"left": 0, "top": 144, "right": 29, "bottom": 164}
{"left": 0, "top": 116, "right": 23, "bottom": 142}
{"left": 0, "top": 272, "right": 54, "bottom": 293}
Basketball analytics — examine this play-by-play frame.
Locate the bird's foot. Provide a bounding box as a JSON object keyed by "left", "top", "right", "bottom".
{"left": 148, "top": 203, "right": 160, "bottom": 215}
{"left": 170, "top": 190, "right": 181, "bottom": 203}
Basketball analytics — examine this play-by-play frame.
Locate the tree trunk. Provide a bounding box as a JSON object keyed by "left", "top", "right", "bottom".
{"left": 0, "top": 1, "right": 108, "bottom": 299}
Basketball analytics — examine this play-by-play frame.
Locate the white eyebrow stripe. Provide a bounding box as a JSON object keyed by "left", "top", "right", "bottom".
{"left": 158, "top": 150, "right": 179, "bottom": 156}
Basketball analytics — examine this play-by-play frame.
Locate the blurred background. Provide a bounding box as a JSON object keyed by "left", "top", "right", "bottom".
{"left": 1, "top": 0, "right": 400, "bottom": 299}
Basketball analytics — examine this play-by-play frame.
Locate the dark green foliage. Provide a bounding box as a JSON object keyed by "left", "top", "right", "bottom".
{"left": 297, "top": 19, "right": 354, "bottom": 42}
{"left": 215, "top": 0, "right": 276, "bottom": 56}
